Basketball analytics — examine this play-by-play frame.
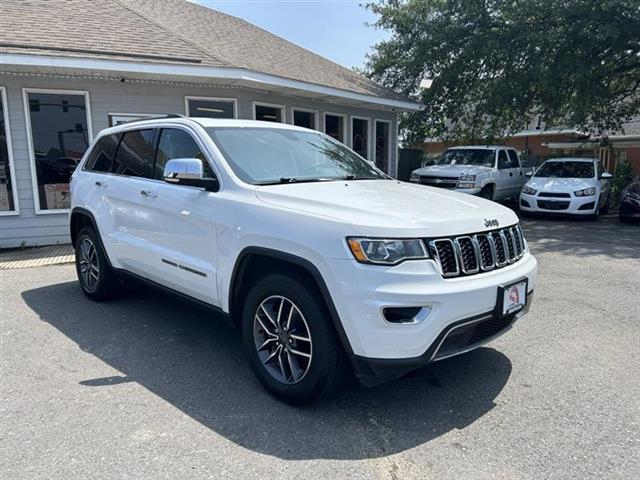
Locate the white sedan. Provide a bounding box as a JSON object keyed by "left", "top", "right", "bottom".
{"left": 519, "top": 158, "right": 612, "bottom": 219}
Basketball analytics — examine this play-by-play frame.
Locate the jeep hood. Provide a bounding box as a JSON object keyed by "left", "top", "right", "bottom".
{"left": 413, "top": 164, "right": 493, "bottom": 178}
{"left": 254, "top": 180, "right": 518, "bottom": 237}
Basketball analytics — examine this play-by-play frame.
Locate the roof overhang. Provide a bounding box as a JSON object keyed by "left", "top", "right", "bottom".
{"left": 0, "top": 52, "right": 422, "bottom": 112}
{"left": 544, "top": 136, "right": 640, "bottom": 149}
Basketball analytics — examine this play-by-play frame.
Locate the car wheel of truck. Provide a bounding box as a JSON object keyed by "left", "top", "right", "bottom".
{"left": 479, "top": 185, "right": 494, "bottom": 200}
{"left": 242, "top": 273, "right": 347, "bottom": 404}
{"left": 75, "top": 227, "right": 119, "bottom": 301}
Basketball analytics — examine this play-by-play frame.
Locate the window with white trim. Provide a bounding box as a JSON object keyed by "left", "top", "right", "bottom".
{"left": 25, "top": 90, "right": 91, "bottom": 211}
{"left": 324, "top": 113, "right": 345, "bottom": 144}
{"left": 293, "top": 109, "right": 317, "bottom": 129}
{"left": 254, "top": 103, "right": 284, "bottom": 123}
{"left": 351, "top": 117, "right": 370, "bottom": 159}
{"left": 374, "top": 120, "right": 390, "bottom": 172}
{"left": 0, "top": 88, "right": 18, "bottom": 214}
{"left": 186, "top": 97, "right": 235, "bottom": 119}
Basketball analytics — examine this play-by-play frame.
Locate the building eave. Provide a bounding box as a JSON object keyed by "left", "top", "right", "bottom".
{"left": 0, "top": 52, "right": 422, "bottom": 112}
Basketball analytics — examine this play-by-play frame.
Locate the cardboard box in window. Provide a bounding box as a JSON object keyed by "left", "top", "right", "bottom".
{"left": 44, "top": 183, "right": 70, "bottom": 210}
{"left": 0, "top": 184, "right": 10, "bottom": 211}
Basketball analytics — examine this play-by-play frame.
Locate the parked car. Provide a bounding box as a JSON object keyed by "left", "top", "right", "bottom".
{"left": 410, "top": 146, "right": 534, "bottom": 201}
{"left": 519, "top": 158, "right": 612, "bottom": 219}
{"left": 70, "top": 118, "right": 537, "bottom": 404}
{"left": 619, "top": 178, "right": 640, "bottom": 222}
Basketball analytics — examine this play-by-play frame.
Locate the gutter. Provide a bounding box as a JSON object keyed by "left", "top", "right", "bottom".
{"left": 0, "top": 52, "right": 422, "bottom": 112}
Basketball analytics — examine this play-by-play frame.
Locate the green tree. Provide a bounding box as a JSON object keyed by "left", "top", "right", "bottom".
{"left": 365, "top": 0, "right": 640, "bottom": 144}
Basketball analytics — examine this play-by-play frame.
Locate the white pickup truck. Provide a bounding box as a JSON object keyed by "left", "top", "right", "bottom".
{"left": 410, "top": 146, "right": 535, "bottom": 201}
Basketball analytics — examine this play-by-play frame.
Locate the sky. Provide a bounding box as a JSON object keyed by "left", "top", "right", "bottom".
{"left": 193, "top": 0, "right": 390, "bottom": 69}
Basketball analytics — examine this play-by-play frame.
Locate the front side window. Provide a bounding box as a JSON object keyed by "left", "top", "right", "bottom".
{"left": 535, "top": 161, "right": 595, "bottom": 179}
{"left": 206, "top": 127, "right": 386, "bottom": 185}
{"left": 155, "top": 128, "right": 213, "bottom": 180}
{"left": 26, "top": 91, "right": 90, "bottom": 211}
{"left": 351, "top": 118, "right": 369, "bottom": 159}
{"left": 0, "top": 88, "right": 17, "bottom": 213}
{"left": 186, "top": 98, "right": 235, "bottom": 119}
{"left": 255, "top": 104, "right": 283, "bottom": 123}
{"left": 111, "top": 129, "right": 155, "bottom": 178}
{"left": 437, "top": 149, "right": 495, "bottom": 167}
{"left": 497, "top": 150, "right": 510, "bottom": 169}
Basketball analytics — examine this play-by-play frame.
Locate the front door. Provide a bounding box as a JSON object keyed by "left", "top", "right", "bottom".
{"left": 495, "top": 149, "right": 518, "bottom": 199}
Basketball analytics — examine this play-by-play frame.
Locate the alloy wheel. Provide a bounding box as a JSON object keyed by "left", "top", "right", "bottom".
{"left": 253, "top": 295, "right": 313, "bottom": 384}
{"left": 78, "top": 238, "right": 100, "bottom": 291}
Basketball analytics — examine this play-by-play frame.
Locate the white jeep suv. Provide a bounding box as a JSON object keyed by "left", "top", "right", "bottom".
{"left": 70, "top": 117, "right": 537, "bottom": 404}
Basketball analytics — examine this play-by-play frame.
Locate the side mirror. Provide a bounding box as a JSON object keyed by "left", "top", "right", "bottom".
{"left": 525, "top": 171, "right": 533, "bottom": 177}
{"left": 600, "top": 172, "right": 613, "bottom": 179}
{"left": 163, "top": 158, "right": 219, "bottom": 192}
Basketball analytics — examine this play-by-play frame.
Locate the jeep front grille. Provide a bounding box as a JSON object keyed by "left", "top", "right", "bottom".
{"left": 428, "top": 225, "right": 526, "bottom": 278}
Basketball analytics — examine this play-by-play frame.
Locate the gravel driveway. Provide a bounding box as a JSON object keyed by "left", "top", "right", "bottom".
{"left": 1, "top": 216, "right": 639, "bottom": 479}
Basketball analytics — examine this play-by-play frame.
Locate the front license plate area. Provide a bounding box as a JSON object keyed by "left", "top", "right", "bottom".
{"left": 496, "top": 278, "right": 528, "bottom": 316}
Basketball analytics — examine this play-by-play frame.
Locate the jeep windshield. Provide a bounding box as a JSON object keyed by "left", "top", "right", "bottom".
{"left": 206, "top": 127, "right": 386, "bottom": 185}
{"left": 535, "top": 161, "right": 594, "bottom": 178}
{"left": 436, "top": 149, "right": 495, "bottom": 167}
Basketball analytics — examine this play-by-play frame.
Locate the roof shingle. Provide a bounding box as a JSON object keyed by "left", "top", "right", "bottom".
{"left": 0, "top": 0, "right": 409, "bottom": 102}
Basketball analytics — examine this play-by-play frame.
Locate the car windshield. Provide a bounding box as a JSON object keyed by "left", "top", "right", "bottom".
{"left": 535, "top": 161, "right": 594, "bottom": 178}
{"left": 205, "top": 127, "right": 386, "bottom": 185}
{"left": 435, "top": 149, "right": 495, "bottom": 167}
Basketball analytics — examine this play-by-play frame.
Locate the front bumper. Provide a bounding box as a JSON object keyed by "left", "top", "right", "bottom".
{"left": 519, "top": 192, "right": 597, "bottom": 214}
{"left": 323, "top": 252, "right": 537, "bottom": 372}
{"left": 352, "top": 293, "right": 534, "bottom": 386}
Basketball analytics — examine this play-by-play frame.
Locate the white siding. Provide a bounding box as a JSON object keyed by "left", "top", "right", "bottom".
{"left": 0, "top": 74, "right": 398, "bottom": 248}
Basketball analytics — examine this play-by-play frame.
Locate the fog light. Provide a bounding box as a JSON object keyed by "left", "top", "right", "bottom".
{"left": 383, "top": 306, "right": 432, "bottom": 324}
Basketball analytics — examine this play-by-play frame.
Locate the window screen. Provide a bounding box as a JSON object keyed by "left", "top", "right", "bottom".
{"left": 155, "top": 128, "right": 213, "bottom": 180}
{"left": 85, "top": 134, "right": 119, "bottom": 173}
{"left": 325, "top": 114, "right": 344, "bottom": 143}
{"left": 111, "top": 129, "right": 155, "bottom": 178}
{"left": 255, "top": 104, "right": 283, "bottom": 123}
{"left": 352, "top": 118, "right": 369, "bottom": 159}
{"left": 293, "top": 110, "right": 315, "bottom": 129}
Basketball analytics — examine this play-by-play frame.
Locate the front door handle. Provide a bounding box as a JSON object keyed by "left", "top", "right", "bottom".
{"left": 140, "top": 190, "right": 157, "bottom": 199}
{"left": 95, "top": 181, "right": 106, "bottom": 188}
{"left": 509, "top": 172, "right": 513, "bottom": 176}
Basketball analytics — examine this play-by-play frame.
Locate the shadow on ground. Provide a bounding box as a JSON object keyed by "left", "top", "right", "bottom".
{"left": 22, "top": 281, "right": 512, "bottom": 460}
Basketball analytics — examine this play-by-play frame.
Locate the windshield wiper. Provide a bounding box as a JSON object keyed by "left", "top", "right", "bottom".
{"left": 256, "top": 177, "right": 334, "bottom": 185}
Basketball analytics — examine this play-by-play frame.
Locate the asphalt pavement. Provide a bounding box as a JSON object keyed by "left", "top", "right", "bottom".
{"left": 1, "top": 216, "right": 639, "bottom": 479}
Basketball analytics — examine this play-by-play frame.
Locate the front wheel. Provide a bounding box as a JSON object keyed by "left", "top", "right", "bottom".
{"left": 479, "top": 185, "right": 494, "bottom": 200}
{"left": 242, "top": 273, "right": 347, "bottom": 404}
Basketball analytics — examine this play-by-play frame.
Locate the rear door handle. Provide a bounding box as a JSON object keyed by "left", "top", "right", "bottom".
{"left": 140, "top": 190, "right": 157, "bottom": 198}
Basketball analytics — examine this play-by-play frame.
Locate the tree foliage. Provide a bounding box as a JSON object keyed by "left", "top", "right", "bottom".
{"left": 365, "top": 0, "right": 640, "bottom": 144}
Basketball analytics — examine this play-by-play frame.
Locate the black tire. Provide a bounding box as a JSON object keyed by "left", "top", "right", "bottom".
{"left": 601, "top": 193, "right": 609, "bottom": 214}
{"left": 241, "top": 272, "right": 347, "bottom": 404}
{"left": 479, "top": 185, "right": 494, "bottom": 200}
{"left": 74, "top": 226, "right": 120, "bottom": 301}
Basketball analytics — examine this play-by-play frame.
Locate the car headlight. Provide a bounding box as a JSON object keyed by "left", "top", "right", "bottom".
{"left": 347, "top": 238, "right": 429, "bottom": 265}
{"left": 522, "top": 185, "right": 537, "bottom": 195}
{"left": 574, "top": 187, "right": 596, "bottom": 197}
{"left": 457, "top": 174, "right": 476, "bottom": 189}
{"left": 410, "top": 173, "right": 419, "bottom": 183}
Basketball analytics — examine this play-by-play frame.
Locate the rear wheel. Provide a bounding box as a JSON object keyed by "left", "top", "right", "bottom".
{"left": 242, "top": 273, "right": 347, "bottom": 404}
{"left": 75, "top": 227, "right": 120, "bottom": 300}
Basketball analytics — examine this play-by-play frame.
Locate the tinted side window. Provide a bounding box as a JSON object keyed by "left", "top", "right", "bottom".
{"left": 85, "top": 134, "right": 120, "bottom": 173}
{"left": 111, "top": 129, "right": 155, "bottom": 178}
{"left": 507, "top": 150, "right": 520, "bottom": 168}
{"left": 155, "top": 128, "right": 213, "bottom": 180}
{"left": 497, "top": 150, "right": 509, "bottom": 169}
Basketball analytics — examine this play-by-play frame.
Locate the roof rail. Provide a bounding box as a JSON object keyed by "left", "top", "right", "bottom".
{"left": 118, "top": 114, "right": 186, "bottom": 125}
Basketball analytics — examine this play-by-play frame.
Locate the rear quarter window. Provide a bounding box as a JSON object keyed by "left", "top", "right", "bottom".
{"left": 84, "top": 134, "right": 120, "bottom": 173}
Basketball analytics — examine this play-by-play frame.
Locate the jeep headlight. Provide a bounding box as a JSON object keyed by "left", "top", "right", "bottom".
{"left": 347, "top": 238, "right": 429, "bottom": 265}
{"left": 457, "top": 174, "right": 476, "bottom": 189}
{"left": 574, "top": 187, "right": 596, "bottom": 197}
{"left": 522, "top": 185, "right": 537, "bottom": 195}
